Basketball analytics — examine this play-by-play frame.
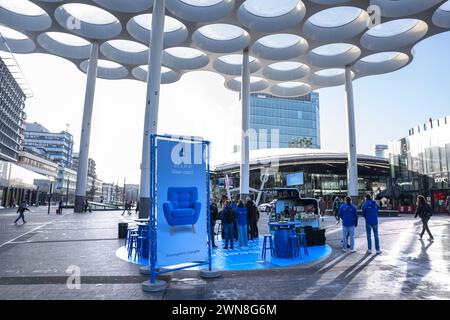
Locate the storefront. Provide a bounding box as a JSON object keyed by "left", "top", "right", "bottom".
{"left": 212, "top": 148, "right": 390, "bottom": 209}
{"left": 0, "top": 159, "right": 53, "bottom": 208}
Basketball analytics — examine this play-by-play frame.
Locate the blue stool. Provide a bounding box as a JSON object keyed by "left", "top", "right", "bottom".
{"left": 261, "top": 234, "right": 275, "bottom": 260}
{"left": 127, "top": 231, "right": 139, "bottom": 260}
{"left": 125, "top": 227, "right": 138, "bottom": 247}
{"left": 289, "top": 234, "right": 301, "bottom": 260}
{"left": 137, "top": 235, "right": 148, "bottom": 261}
{"left": 298, "top": 232, "right": 309, "bottom": 257}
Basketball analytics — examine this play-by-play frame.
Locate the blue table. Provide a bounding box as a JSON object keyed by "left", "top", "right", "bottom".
{"left": 269, "top": 222, "right": 300, "bottom": 258}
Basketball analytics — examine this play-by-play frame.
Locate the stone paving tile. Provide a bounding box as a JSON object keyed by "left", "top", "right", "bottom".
{"left": 1, "top": 206, "right": 450, "bottom": 299}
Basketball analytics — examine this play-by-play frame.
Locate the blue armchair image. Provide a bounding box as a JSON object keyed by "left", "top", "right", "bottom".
{"left": 163, "top": 187, "right": 201, "bottom": 235}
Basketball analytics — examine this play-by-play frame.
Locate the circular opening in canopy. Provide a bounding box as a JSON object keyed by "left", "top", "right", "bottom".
{"left": 366, "top": 19, "right": 418, "bottom": 37}
{"left": 197, "top": 24, "right": 245, "bottom": 41}
{"left": 268, "top": 61, "right": 305, "bottom": 71}
{"left": 312, "top": 43, "right": 354, "bottom": 56}
{"left": 308, "top": 6, "right": 362, "bottom": 28}
{"left": 132, "top": 14, "right": 184, "bottom": 33}
{"left": 242, "top": 0, "right": 301, "bottom": 18}
{"left": 258, "top": 34, "right": 302, "bottom": 48}
{"left": 61, "top": 3, "right": 118, "bottom": 25}
{"left": 165, "top": 47, "right": 205, "bottom": 59}
{"left": 361, "top": 52, "right": 400, "bottom": 63}
{"left": 106, "top": 39, "right": 148, "bottom": 53}
{"left": 180, "top": 0, "right": 223, "bottom": 6}
{"left": 45, "top": 32, "right": 90, "bottom": 47}
{"left": 92, "top": 0, "right": 153, "bottom": 13}
{"left": 0, "top": 25, "right": 28, "bottom": 40}
{"left": 0, "top": 0, "right": 46, "bottom": 16}
{"left": 315, "top": 68, "right": 345, "bottom": 77}
{"left": 219, "top": 54, "right": 256, "bottom": 65}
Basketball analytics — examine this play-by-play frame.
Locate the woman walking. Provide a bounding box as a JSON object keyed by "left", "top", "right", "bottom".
{"left": 414, "top": 195, "right": 434, "bottom": 241}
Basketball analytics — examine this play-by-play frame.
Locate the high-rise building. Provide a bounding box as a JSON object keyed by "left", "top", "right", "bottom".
{"left": 249, "top": 93, "right": 320, "bottom": 150}
{"left": 71, "top": 152, "right": 97, "bottom": 178}
{"left": 23, "top": 122, "right": 74, "bottom": 167}
{"left": 0, "top": 57, "right": 27, "bottom": 162}
{"left": 373, "top": 144, "right": 388, "bottom": 158}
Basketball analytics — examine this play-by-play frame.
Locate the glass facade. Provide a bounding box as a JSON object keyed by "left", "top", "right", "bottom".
{"left": 249, "top": 93, "right": 320, "bottom": 150}
{"left": 389, "top": 116, "right": 450, "bottom": 212}
{"left": 23, "top": 123, "right": 74, "bottom": 167}
{"left": 0, "top": 57, "right": 26, "bottom": 162}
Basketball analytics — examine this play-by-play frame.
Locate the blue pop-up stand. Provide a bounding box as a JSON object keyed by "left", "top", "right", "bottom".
{"left": 142, "top": 134, "right": 220, "bottom": 292}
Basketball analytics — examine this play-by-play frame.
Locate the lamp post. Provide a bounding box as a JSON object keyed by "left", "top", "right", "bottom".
{"left": 123, "top": 177, "right": 126, "bottom": 206}
{"left": 66, "top": 178, "right": 69, "bottom": 206}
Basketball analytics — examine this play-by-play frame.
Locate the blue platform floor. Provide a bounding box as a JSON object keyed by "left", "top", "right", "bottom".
{"left": 116, "top": 236, "right": 331, "bottom": 271}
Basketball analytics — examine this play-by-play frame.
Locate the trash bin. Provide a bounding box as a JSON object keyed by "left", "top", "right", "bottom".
{"left": 118, "top": 222, "right": 128, "bottom": 239}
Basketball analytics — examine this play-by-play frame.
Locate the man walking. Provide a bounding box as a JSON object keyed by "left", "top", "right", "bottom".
{"left": 362, "top": 194, "right": 381, "bottom": 255}
{"left": 445, "top": 196, "right": 450, "bottom": 216}
{"left": 14, "top": 201, "right": 30, "bottom": 225}
{"left": 339, "top": 196, "right": 358, "bottom": 253}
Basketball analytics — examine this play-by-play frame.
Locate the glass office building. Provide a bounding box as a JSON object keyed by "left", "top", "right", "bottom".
{"left": 0, "top": 57, "right": 26, "bottom": 162}
{"left": 389, "top": 116, "right": 450, "bottom": 213}
{"left": 23, "top": 122, "right": 74, "bottom": 167}
{"left": 249, "top": 93, "right": 320, "bottom": 150}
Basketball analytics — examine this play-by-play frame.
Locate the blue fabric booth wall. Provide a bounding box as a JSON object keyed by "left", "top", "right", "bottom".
{"left": 163, "top": 187, "right": 201, "bottom": 234}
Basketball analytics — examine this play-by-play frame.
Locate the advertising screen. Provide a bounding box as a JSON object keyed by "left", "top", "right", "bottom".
{"left": 286, "top": 172, "right": 304, "bottom": 186}
{"left": 155, "top": 138, "right": 208, "bottom": 268}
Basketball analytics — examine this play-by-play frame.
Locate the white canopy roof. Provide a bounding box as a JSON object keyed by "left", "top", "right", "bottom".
{"left": 0, "top": 0, "right": 449, "bottom": 97}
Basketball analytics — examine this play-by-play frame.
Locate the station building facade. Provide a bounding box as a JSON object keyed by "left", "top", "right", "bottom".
{"left": 212, "top": 148, "right": 390, "bottom": 208}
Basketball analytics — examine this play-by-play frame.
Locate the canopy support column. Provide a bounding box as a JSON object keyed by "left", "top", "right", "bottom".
{"left": 344, "top": 65, "right": 358, "bottom": 199}
{"left": 240, "top": 48, "right": 250, "bottom": 201}
{"left": 74, "top": 41, "right": 99, "bottom": 213}
{"left": 139, "top": 0, "right": 166, "bottom": 218}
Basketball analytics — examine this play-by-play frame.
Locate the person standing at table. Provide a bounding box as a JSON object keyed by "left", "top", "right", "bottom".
{"left": 362, "top": 194, "right": 381, "bottom": 255}
{"left": 339, "top": 196, "right": 358, "bottom": 253}
{"left": 236, "top": 200, "right": 248, "bottom": 247}
{"left": 414, "top": 195, "right": 434, "bottom": 241}
{"left": 220, "top": 200, "right": 236, "bottom": 249}
{"left": 246, "top": 197, "right": 258, "bottom": 240}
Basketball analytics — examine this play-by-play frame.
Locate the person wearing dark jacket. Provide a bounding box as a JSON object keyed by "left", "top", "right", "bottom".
{"left": 246, "top": 198, "right": 259, "bottom": 240}
{"left": 220, "top": 201, "right": 236, "bottom": 249}
{"left": 210, "top": 202, "right": 218, "bottom": 248}
{"left": 414, "top": 195, "right": 434, "bottom": 241}
{"left": 236, "top": 200, "right": 248, "bottom": 247}
{"left": 339, "top": 196, "right": 358, "bottom": 253}
{"left": 362, "top": 194, "right": 381, "bottom": 255}
{"left": 14, "top": 201, "right": 30, "bottom": 225}
{"left": 332, "top": 196, "right": 342, "bottom": 225}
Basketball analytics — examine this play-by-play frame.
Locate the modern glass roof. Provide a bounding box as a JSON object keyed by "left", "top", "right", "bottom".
{"left": 0, "top": 0, "right": 447, "bottom": 96}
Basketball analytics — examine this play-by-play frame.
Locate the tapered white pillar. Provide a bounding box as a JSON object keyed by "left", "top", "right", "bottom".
{"left": 344, "top": 65, "right": 358, "bottom": 198}
{"left": 139, "top": 0, "right": 166, "bottom": 218}
{"left": 240, "top": 48, "right": 250, "bottom": 200}
{"left": 74, "top": 42, "right": 99, "bottom": 213}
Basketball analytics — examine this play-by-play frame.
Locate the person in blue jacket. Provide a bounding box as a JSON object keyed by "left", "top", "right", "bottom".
{"left": 339, "top": 196, "right": 358, "bottom": 253}
{"left": 236, "top": 200, "right": 248, "bottom": 247}
{"left": 220, "top": 200, "right": 236, "bottom": 249}
{"left": 362, "top": 194, "right": 381, "bottom": 255}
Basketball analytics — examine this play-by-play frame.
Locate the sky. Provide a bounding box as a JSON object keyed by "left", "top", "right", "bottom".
{"left": 13, "top": 31, "right": 450, "bottom": 185}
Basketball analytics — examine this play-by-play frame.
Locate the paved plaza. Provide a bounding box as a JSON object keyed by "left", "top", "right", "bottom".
{"left": 0, "top": 206, "right": 449, "bottom": 300}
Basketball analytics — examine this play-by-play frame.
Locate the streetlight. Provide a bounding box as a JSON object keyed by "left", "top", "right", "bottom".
{"left": 123, "top": 177, "right": 126, "bottom": 206}
{"left": 66, "top": 177, "right": 70, "bottom": 206}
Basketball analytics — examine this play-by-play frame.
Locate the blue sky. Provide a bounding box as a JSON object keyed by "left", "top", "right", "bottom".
{"left": 13, "top": 31, "right": 450, "bottom": 184}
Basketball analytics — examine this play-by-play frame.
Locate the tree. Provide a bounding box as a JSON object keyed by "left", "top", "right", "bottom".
{"left": 87, "top": 185, "right": 96, "bottom": 201}
{"left": 288, "top": 137, "right": 313, "bottom": 148}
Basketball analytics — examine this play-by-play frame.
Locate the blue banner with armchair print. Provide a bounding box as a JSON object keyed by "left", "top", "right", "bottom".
{"left": 156, "top": 138, "right": 208, "bottom": 268}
